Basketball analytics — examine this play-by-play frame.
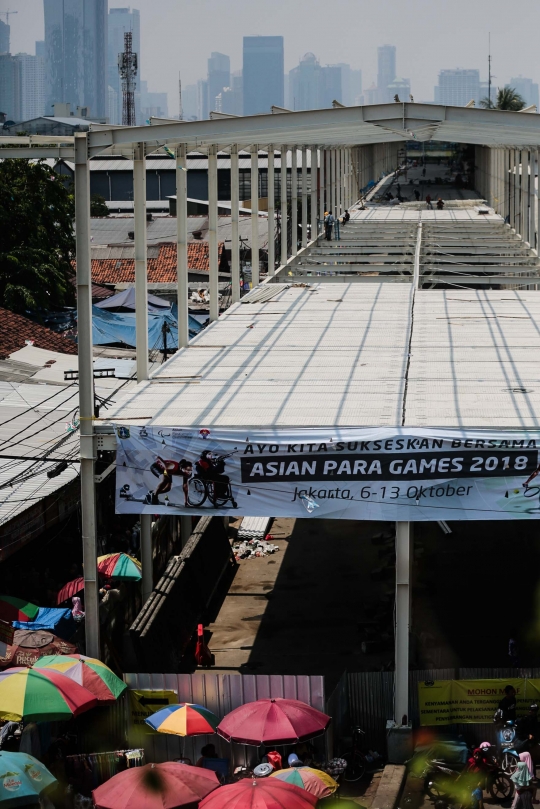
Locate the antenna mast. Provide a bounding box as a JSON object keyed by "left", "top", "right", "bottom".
{"left": 488, "top": 32, "right": 492, "bottom": 108}
{"left": 118, "top": 31, "right": 137, "bottom": 126}
{"left": 178, "top": 72, "right": 183, "bottom": 120}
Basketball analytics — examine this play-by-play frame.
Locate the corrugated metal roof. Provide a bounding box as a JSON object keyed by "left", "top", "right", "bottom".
{"left": 91, "top": 215, "right": 269, "bottom": 248}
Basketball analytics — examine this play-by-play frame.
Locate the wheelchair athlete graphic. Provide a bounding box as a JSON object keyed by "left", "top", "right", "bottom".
{"left": 120, "top": 449, "right": 238, "bottom": 509}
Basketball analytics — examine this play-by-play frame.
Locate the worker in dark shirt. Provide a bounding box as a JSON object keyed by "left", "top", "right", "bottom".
{"left": 515, "top": 704, "right": 540, "bottom": 755}
{"left": 499, "top": 685, "right": 517, "bottom": 722}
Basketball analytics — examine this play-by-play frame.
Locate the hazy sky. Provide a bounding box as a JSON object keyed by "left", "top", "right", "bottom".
{"left": 5, "top": 0, "right": 540, "bottom": 114}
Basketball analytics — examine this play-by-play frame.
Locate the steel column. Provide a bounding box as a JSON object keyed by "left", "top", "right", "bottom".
{"left": 208, "top": 145, "right": 219, "bottom": 321}
{"left": 230, "top": 146, "right": 240, "bottom": 301}
{"left": 141, "top": 515, "right": 153, "bottom": 603}
{"left": 331, "top": 149, "right": 337, "bottom": 218}
{"left": 291, "top": 147, "right": 298, "bottom": 256}
{"left": 267, "top": 145, "right": 275, "bottom": 275}
{"left": 325, "top": 149, "right": 331, "bottom": 218}
{"left": 251, "top": 147, "right": 260, "bottom": 285}
{"left": 133, "top": 143, "right": 148, "bottom": 381}
{"left": 395, "top": 520, "right": 412, "bottom": 723}
{"left": 74, "top": 134, "right": 99, "bottom": 659}
{"left": 311, "top": 147, "right": 318, "bottom": 240}
{"left": 176, "top": 144, "right": 189, "bottom": 347}
{"left": 280, "top": 146, "right": 288, "bottom": 266}
{"left": 319, "top": 148, "right": 325, "bottom": 230}
{"left": 301, "top": 146, "right": 308, "bottom": 248}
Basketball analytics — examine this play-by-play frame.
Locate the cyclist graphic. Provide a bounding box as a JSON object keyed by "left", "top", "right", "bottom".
{"left": 145, "top": 456, "right": 193, "bottom": 505}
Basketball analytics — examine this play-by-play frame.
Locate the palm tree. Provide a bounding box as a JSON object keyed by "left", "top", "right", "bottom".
{"left": 480, "top": 86, "right": 526, "bottom": 111}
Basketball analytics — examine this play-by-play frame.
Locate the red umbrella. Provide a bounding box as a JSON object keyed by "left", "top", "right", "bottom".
{"left": 217, "top": 698, "right": 331, "bottom": 746}
{"left": 56, "top": 578, "right": 85, "bottom": 605}
{"left": 0, "top": 630, "right": 77, "bottom": 669}
{"left": 93, "top": 762, "right": 220, "bottom": 809}
{"left": 199, "top": 778, "right": 317, "bottom": 809}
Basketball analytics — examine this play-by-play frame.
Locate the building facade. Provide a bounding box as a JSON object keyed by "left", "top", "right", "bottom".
{"left": 44, "top": 0, "right": 107, "bottom": 118}
{"left": 510, "top": 76, "right": 539, "bottom": 109}
{"left": 13, "top": 53, "right": 46, "bottom": 119}
{"left": 108, "top": 7, "right": 141, "bottom": 125}
{"left": 434, "top": 69, "right": 481, "bottom": 106}
{"left": 0, "top": 20, "right": 9, "bottom": 54}
{"left": 243, "top": 36, "right": 284, "bottom": 115}
{"left": 207, "top": 52, "right": 230, "bottom": 114}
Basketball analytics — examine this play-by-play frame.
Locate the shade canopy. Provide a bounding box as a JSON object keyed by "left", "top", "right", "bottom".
{"left": 145, "top": 703, "right": 218, "bottom": 737}
{"left": 56, "top": 577, "right": 85, "bottom": 605}
{"left": 199, "top": 777, "right": 318, "bottom": 809}
{"left": 217, "top": 698, "right": 331, "bottom": 745}
{"left": 93, "top": 762, "right": 220, "bottom": 809}
{"left": 0, "top": 751, "right": 57, "bottom": 808}
{"left": 33, "top": 655, "right": 127, "bottom": 702}
{"left": 0, "top": 597, "right": 39, "bottom": 624}
{"left": 270, "top": 767, "right": 338, "bottom": 798}
{"left": 97, "top": 553, "right": 142, "bottom": 581}
{"left": 0, "top": 630, "right": 77, "bottom": 669}
{"left": 0, "top": 666, "right": 97, "bottom": 721}
{"left": 12, "top": 608, "right": 76, "bottom": 641}
{"left": 95, "top": 287, "right": 171, "bottom": 312}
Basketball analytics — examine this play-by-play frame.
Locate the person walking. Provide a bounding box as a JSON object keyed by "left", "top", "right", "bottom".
{"left": 414, "top": 189, "right": 420, "bottom": 201}
{"left": 511, "top": 760, "right": 534, "bottom": 809}
{"left": 324, "top": 211, "right": 334, "bottom": 241}
{"left": 426, "top": 194, "right": 433, "bottom": 210}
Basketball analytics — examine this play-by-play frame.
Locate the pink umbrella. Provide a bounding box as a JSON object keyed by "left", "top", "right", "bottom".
{"left": 56, "top": 578, "right": 84, "bottom": 605}
{"left": 199, "top": 778, "right": 317, "bottom": 809}
{"left": 93, "top": 762, "right": 219, "bottom": 809}
{"left": 217, "top": 698, "right": 331, "bottom": 746}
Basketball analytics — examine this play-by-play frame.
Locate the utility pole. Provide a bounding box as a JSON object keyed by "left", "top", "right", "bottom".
{"left": 178, "top": 72, "right": 183, "bottom": 120}
{"left": 488, "top": 32, "right": 492, "bottom": 108}
{"left": 118, "top": 31, "right": 137, "bottom": 126}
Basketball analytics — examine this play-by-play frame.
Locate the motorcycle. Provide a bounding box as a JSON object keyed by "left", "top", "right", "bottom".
{"left": 423, "top": 752, "right": 513, "bottom": 804}
{"left": 496, "top": 720, "right": 520, "bottom": 775}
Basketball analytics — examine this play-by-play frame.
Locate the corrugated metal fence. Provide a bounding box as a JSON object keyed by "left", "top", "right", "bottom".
{"left": 122, "top": 672, "right": 326, "bottom": 767}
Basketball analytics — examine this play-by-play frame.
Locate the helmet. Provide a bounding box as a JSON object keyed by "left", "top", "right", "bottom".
{"left": 288, "top": 753, "right": 302, "bottom": 768}
{"left": 479, "top": 742, "right": 491, "bottom": 749}
{"left": 253, "top": 763, "right": 273, "bottom": 777}
{"left": 530, "top": 703, "right": 539, "bottom": 712}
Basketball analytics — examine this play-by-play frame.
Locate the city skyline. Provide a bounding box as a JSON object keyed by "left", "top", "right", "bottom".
{"left": 4, "top": 0, "right": 540, "bottom": 120}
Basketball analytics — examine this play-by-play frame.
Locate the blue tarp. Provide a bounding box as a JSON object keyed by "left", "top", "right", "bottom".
{"left": 13, "top": 607, "right": 76, "bottom": 640}
{"left": 92, "top": 306, "right": 202, "bottom": 348}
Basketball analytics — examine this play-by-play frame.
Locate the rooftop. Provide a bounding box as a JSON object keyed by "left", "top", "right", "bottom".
{"left": 90, "top": 241, "right": 227, "bottom": 285}
{"left": 0, "top": 308, "right": 78, "bottom": 360}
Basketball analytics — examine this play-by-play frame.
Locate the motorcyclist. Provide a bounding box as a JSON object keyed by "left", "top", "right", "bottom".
{"left": 515, "top": 704, "right": 540, "bottom": 755}
{"left": 498, "top": 685, "right": 517, "bottom": 722}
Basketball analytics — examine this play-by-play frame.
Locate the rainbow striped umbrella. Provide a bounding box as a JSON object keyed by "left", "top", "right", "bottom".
{"left": 97, "top": 554, "right": 142, "bottom": 581}
{"left": 0, "top": 596, "right": 39, "bottom": 623}
{"left": 0, "top": 666, "right": 97, "bottom": 721}
{"left": 270, "top": 767, "right": 338, "bottom": 798}
{"left": 33, "top": 655, "right": 127, "bottom": 703}
{"left": 146, "top": 703, "right": 219, "bottom": 737}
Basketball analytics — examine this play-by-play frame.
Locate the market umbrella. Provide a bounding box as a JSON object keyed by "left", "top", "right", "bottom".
{"left": 56, "top": 577, "right": 84, "bottom": 605}
{"left": 33, "top": 655, "right": 127, "bottom": 702}
{"left": 0, "top": 751, "right": 57, "bottom": 808}
{"left": 0, "top": 630, "right": 77, "bottom": 669}
{"left": 217, "top": 699, "right": 331, "bottom": 746}
{"left": 145, "top": 703, "right": 218, "bottom": 737}
{"left": 97, "top": 554, "right": 142, "bottom": 581}
{"left": 0, "top": 597, "right": 39, "bottom": 624}
{"left": 0, "top": 666, "right": 97, "bottom": 721}
{"left": 93, "top": 762, "right": 220, "bottom": 809}
{"left": 270, "top": 767, "right": 338, "bottom": 798}
{"left": 199, "top": 777, "right": 318, "bottom": 809}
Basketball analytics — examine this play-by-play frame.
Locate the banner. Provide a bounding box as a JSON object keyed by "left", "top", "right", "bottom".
{"left": 114, "top": 425, "right": 540, "bottom": 520}
{"left": 418, "top": 679, "right": 540, "bottom": 725}
{"left": 128, "top": 689, "right": 177, "bottom": 733}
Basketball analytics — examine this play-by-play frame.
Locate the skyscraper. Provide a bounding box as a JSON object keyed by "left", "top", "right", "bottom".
{"left": 289, "top": 53, "right": 321, "bottom": 110}
{"left": 434, "top": 69, "right": 480, "bottom": 106}
{"left": 44, "top": 0, "right": 107, "bottom": 118}
{"left": 35, "top": 41, "right": 46, "bottom": 57}
{"left": 377, "top": 45, "right": 396, "bottom": 103}
{"left": 207, "top": 52, "right": 230, "bottom": 113}
{"left": 0, "top": 54, "right": 15, "bottom": 119}
{"left": 0, "top": 20, "right": 9, "bottom": 54}
{"left": 108, "top": 7, "right": 140, "bottom": 124}
{"left": 510, "top": 76, "right": 539, "bottom": 109}
{"left": 197, "top": 78, "right": 208, "bottom": 119}
{"left": 13, "top": 53, "right": 46, "bottom": 119}
{"left": 243, "top": 36, "right": 284, "bottom": 115}
{"left": 319, "top": 65, "right": 342, "bottom": 108}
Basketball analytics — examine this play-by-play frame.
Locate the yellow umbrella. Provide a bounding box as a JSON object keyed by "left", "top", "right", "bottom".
{"left": 270, "top": 766, "right": 339, "bottom": 797}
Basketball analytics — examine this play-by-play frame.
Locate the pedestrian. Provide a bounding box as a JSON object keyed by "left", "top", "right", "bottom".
{"left": 436, "top": 197, "right": 444, "bottom": 210}
{"left": 414, "top": 189, "right": 420, "bottom": 201}
{"left": 324, "top": 211, "right": 334, "bottom": 241}
{"left": 426, "top": 194, "right": 433, "bottom": 210}
{"left": 499, "top": 685, "right": 517, "bottom": 722}
{"left": 511, "top": 760, "right": 534, "bottom": 809}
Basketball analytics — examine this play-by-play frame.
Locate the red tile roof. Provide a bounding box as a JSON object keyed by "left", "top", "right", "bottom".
{"left": 0, "top": 308, "right": 78, "bottom": 359}
{"left": 90, "top": 242, "right": 225, "bottom": 285}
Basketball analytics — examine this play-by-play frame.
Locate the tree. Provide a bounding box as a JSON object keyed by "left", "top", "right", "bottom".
{"left": 480, "top": 86, "right": 526, "bottom": 111}
{"left": 0, "top": 159, "right": 75, "bottom": 313}
{"left": 90, "top": 193, "right": 109, "bottom": 217}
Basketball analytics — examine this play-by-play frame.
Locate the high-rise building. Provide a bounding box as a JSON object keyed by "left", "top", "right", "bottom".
{"left": 35, "top": 41, "right": 46, "bottom": 57}
{"left": 510, "top": 76, "right": 539, "bottom": 109}
{"left": 140, "top": 80, "right": 168, "bottom": 120}
{"left": 388, "top": 77, "right": 411, "bottom": 102}
{"left": 243, "top": 36, "right": 284, "bottom": 115}
{"left": 207, "top": 52, "right": 230, "bottom": 114}
{"left": 44, "top": 0, "right": 107, "bottom": 118}
{"left": 231, "top": 70, "right": 243, "bottom": 115}
{"left": 108, "top": 8, "right": 140, "bottom": 124}
{"left": 289, "top": 53, "right": 321, "bottom": 111}
{"left": 13, "top": 53, "right": 46, "bottom": 119}
{"left": 434, "top": 69, "right": 480, "bottom": 106}
{"left": 197, "top": 78, "right": 208, "bottom": 119}
{"left": 0, "top": 20, "right": 9, "bottom": 54}
{"left": 182, "top": 83, "right": 198, "bottom": 120}
{"left": 0, "top": 54, "right": 15, "bottom": 119}
{"left": 319, "top": 65, "right": 342, "bottom": 108}
{"left": 377, "top": 45, "right": 396, "bottom": 103}
{"left": 350, "top": 69, "right": 362, "bottom": 105}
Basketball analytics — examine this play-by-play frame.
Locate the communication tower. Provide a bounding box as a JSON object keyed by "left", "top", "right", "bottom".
{"left": 118, "top": 31, "right": 137, "bottom": 126}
